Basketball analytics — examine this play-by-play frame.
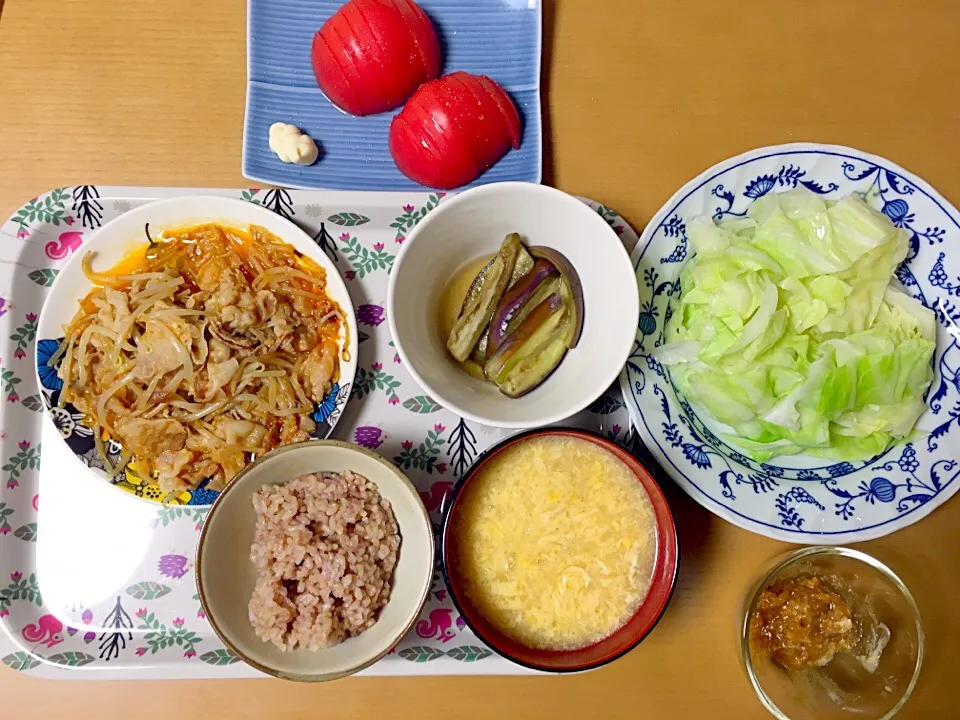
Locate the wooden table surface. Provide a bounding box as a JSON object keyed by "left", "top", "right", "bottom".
{"left": 1, "top": 0, "right": 957, "bottom": 716}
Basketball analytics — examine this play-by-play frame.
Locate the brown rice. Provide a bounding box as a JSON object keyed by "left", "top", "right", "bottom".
{"left": 248, "top": 470, "right": 401, "bottom": 650}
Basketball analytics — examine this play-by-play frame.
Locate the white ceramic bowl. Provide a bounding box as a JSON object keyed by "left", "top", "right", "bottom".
{"left": 387, "top": 182, "right": 639, "bottom": 428}
{"left": 196, "top": 440, "right": 434, "bottom": 682}
{"left": 34, "top": 195, "right": 358, "bottom": 506}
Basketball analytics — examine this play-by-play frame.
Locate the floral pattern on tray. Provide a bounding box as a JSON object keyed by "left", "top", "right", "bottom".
{"left": 0, "top": 185, "right": 638, "bottom": 677}
{"left": 620, "top": 144, "right": 960, "bottom": 544}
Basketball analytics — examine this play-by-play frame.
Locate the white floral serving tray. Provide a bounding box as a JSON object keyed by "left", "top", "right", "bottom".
{"left": 0, "top": 185, "right": 638, "bottom": 678}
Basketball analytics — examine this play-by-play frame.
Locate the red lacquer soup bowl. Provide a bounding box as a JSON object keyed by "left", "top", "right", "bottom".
{"left": 441, "top": 427, "right": 679, "bottom": 672}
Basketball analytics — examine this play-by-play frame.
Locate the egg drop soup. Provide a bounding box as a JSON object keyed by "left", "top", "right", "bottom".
{"left": 449, "top": 435, "right": 657, "bottom": 651}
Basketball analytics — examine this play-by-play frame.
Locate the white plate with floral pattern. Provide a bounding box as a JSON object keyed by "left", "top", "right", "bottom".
{"left": 619, "top": 143, "right": 960, "bottom": 543}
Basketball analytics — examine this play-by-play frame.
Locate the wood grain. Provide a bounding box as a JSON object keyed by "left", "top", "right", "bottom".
{"left": 0, "top": 0, "right": 957, "bottom": 716}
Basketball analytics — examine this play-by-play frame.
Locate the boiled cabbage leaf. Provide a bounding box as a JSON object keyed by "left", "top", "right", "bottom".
{"left": 655, "top": 188, "right": 936, "bottom": 461}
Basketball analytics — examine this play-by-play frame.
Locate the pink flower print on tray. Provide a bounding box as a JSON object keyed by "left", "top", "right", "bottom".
{"left": 390, "top": 193, "right": 444, "bottom": 243}
{"left": 338, "top": 233, "right": 394, "bottom": 278}
{"left": 1, "top": 366, "right": 22, "bottom": 402}
{"left": 9, "top": 312, "right": 38, "bottom": 361}
{"left": 0, "top": 503, "right": 12, "bottom": 534}
{"left": 596, "top": 204, "right": 625, "bottom": 235}
{"left": 4, "top": 441, "right": 41, "bottom": 489}
{"left": 418, "top": 481, "right": 453, "bottom": 513}
{"left": 0, "top": 571, "right": 41, "bottom": 616}
{"left": 394, "top": 427, "right": 446, "bottom": 475}
{"left": 22, "top": 614, "right": 64, "bottom": 649}
{"left": 136, "top": 611, "right": 202, "bottom": 657}
{"left": 193, "top": 593, "right": 205, "bottom": 620}
{"left": 45, "top": 231, "right": 83, "bottom": 261}
{"left": 415, "top": 608, "right": 461, "bottom": 643}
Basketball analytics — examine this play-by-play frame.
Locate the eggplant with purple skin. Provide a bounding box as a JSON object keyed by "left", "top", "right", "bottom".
{"left": 461, "top": 246, "right": 535, "bottom": 314}
{"left": 484, "top": 293, "right": 566, "bottom": 384}
{"left": 447, "top": 234, "right": 521, "bottom": 362}
{"left": 460, "top": 245, "right": 535, "bottom": 363}
{"left": 498, "top": 333, "right": 568, "bottom": 397}
{"left": 487, "top": 258, "right": 559, "bottom": 354}
{"left": 500, "top": 275, "right": 561, "bottom": 340}
{"left": 529, "top": 247, "right": 584, "bottom": 348}
{"left": 445, "top": 234, "right": 585, "bottom": 398}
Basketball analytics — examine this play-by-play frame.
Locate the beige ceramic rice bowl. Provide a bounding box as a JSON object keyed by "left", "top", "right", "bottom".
{"left": 196, "top": 440, "right": 434, "bottom": 681}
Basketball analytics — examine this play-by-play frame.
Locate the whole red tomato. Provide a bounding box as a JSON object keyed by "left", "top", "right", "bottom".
{"left": 389, "top": 72, "right": 522, "bottom": 189}
{"left": 311, "top": 0, "right": 441, "bottom": 116}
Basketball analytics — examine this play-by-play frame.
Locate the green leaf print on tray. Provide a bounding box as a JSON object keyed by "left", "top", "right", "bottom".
{"left": 394, "top": 425, "right": 447, "bottom": 475}
{"left": 14, "top": 523, "right": 37, "bottom": 542}
{"left": 126, "top": 581, "right": 172, "bottom": 601}
{"left": 327, "top": 212, "right": 370, "bottom": 227}
{"left": 12, "top": 188, "right": 71, "bottom": 236}
{"left": 397, "top": 645, "right": 493, "bottom": 663}
{"left": 21, "top": 395, "right": 44, "bottom": 412}
{"left": 0, "top": 367, "right": 22, "bottom": 399}
{"left": 27, "top": 268, "right": 59, "bottom": 287}
{"left": 9, "top": 313, "right": 38, "bottom": 360}
{"left": 46, "top": 651, "right": 96, "bottom": 667}
{"left": 241, "top": 188, "right": 261, "bottom": 204}
{"left": 0, "top": 571, "right": 42, "bottom": 614}
{"left": 199, "top": 649, "right": 240, "bottom": 666}
{"left": 390, "top": 193, "right": 444, "bottom": 242}
{"left": 155, "top": 506, "right": 208, "bottom": 528}
{"left": 351, "top": 363, "right": 402, "bottom": 404}
{"left": 135, "top": 611, "right": 202, "bottom": 658}
{"left": 445, "top": 645, "right": 493, "bottom": 662}
{"left": 0, "top": 503, "right": 12, "bottom": 534}
{"left": 4, "top": 442, "right": 41, "bottom": 489}
{"left": 594, "top": 204, "right": 625, "bottom": 234}
{"left": 2, "top": 651, "right": 41, "bottom": 672}
{"left": 397, "top": 646, "right": 446, "bottom": 663}
{"left": 402, "top": 395, "right": 442, "bottom": 414}
{"left": 338, "top": 233, "right": 395, "bottom": 278}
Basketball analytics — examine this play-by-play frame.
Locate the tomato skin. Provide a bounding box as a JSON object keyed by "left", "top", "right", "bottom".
{"left": 311, "top": 0, "right": 441, "bottom": 116}
{"left": 389, "top": 72, "right": 522, "bottom": 189}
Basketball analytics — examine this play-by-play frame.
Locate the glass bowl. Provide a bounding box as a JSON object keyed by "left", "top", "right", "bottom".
{"left": 741, "top": 547, "right": 923, "bottom": 720}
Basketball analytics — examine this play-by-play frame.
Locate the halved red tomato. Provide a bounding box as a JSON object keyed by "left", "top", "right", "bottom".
{"left": 311, "top": 0, "right": 441, "bottom": 116}
{"left": 389, "top": 72, "right": 522, "bottom": 189}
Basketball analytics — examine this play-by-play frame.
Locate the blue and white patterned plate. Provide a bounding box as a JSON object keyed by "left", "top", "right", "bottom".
{"left": 242, "top": 0, "right": 542, "bottom": 191}
{"left": 619, "top": 143, "right": 960, "bottom": 543}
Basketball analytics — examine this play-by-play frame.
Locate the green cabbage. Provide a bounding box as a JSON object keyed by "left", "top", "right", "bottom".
{"left": 657, "top": 189, "right": 936, "bottom": 461}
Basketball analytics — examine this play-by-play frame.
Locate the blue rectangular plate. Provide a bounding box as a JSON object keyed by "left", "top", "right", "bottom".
{"left": 243, "top": 0, "right": 542, "bottom": 191}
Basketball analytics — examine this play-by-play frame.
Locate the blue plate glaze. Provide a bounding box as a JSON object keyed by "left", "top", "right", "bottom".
{"left": 619, "top": 143, "right": 960, "bottom": 544}
{"left": 243, "top": 0, "right": 543, "bottom": 190}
